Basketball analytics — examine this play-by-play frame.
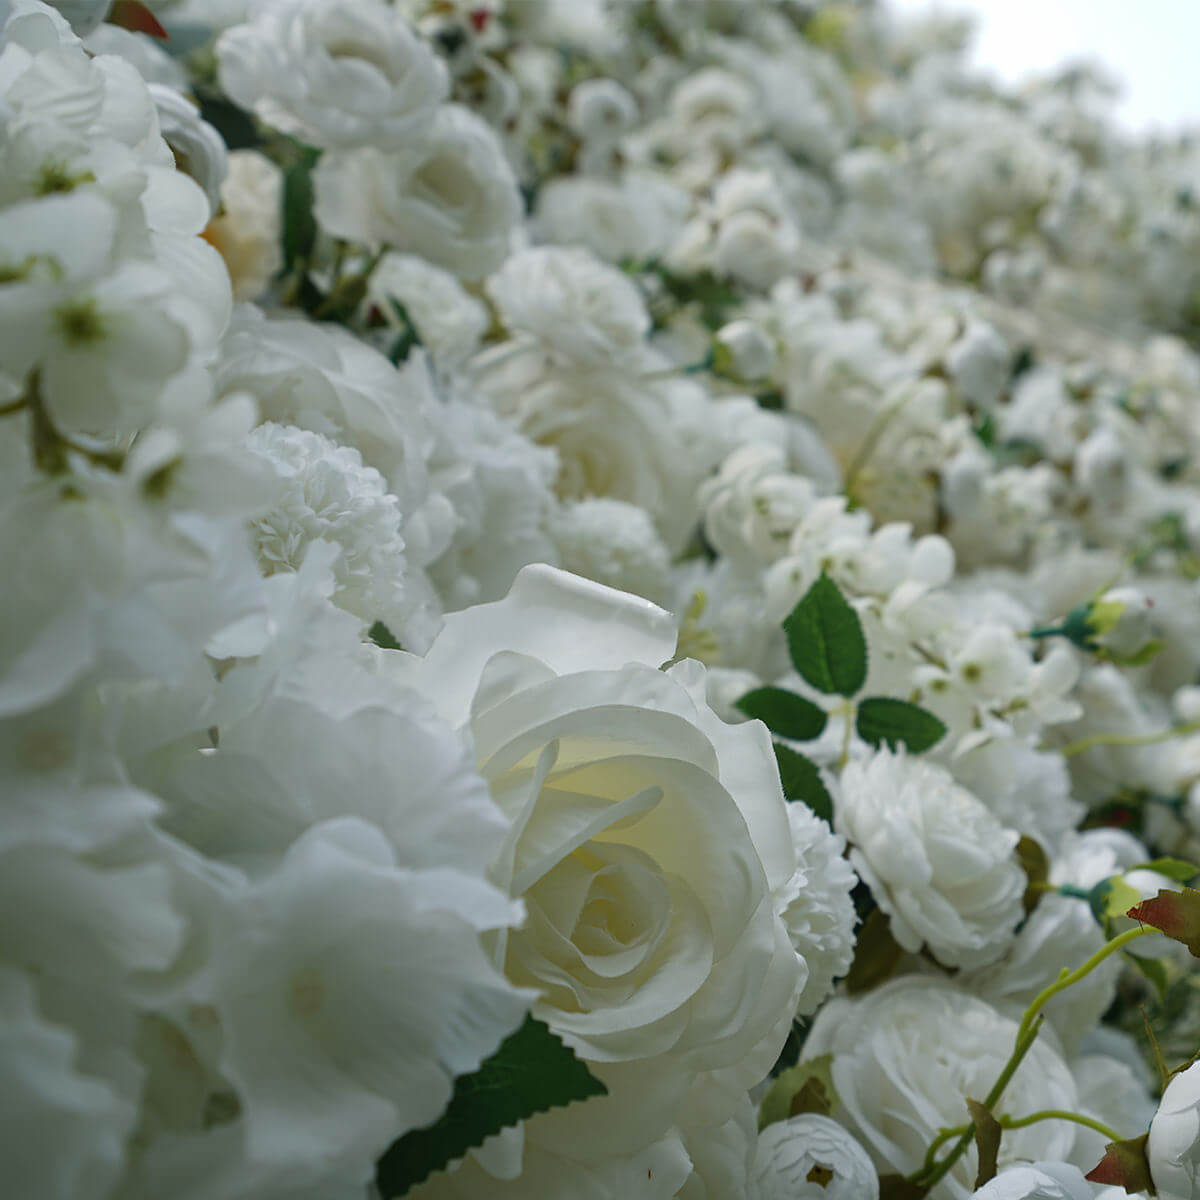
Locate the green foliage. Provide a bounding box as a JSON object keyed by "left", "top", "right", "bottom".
{"left": 369, "top": 621, "right": 403, "bottom": 651}
{"left": 736, "top": 686, "right": 827, "bottom": 741}
{"left": 783, "top": 572, "right": 867, "bottom": 697}
{"left": 1132, "top": 857, "right": 1200, "bottom": 884}
{"left": 773, "top": 743, "right": 833, "bottom": 822}
{"left": 758, "top": 1054, "right": 837, "bottom": 1129}
{"left": 844, "top": 907, "right": 905, "bottom": 995}
{"left": 375, "top": 1016, "right": 607, "bottom": 1198}
{"left": 1016, "top": 836, "right": 1050, "bottom": 916}
{"left": 281, "top": 146, "right": 320, "bottom": 276}
{"left": 854, "top": 697, "right": 946, "bottom": 753}
{"left": 965, "top": 1099, "right": 1002, "bottom": 1189}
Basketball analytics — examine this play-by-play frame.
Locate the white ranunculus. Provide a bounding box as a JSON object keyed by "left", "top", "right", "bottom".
{"left": 837, "top": 748, "right": 1026, "bottom": 969}
{"left": 216, "top": 0, "right": 447, "bottom": 149}
{"left": 393, "top": 564, "right": 803, "bottom": 1156}
{"left": 971, "top": 1162, "right": 1093, "bottom": 1199}
{"left": 804, "top": 978, "right": 1080, "bottom": 1200}
{"left": 486, "top": 245, "right": 651, "bottom": 368}
{"left": 751, "top": 1114, "right": 879, "bottom": 1200}
{"left": 313, "top": 104, "right": 522, "bottom": 280}
{"left": 202, "top": 149, "right": 283, "bottom": 302}
{"left": 1148, "top": 1062, "right": 1200, "bottom": 1200}
{"left": 43, "top": 0, "right": 109, "bottom": 34}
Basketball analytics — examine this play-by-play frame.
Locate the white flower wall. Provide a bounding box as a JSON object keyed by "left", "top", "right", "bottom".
{"left": 2, "top": 1, "right": 1200, "bottom": 1198}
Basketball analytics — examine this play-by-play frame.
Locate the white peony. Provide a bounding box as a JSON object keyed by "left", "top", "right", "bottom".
{"left": 313, "top": 104, "right": 522, "bottom": 280}
{"left": 216, "top": 0, "right": 447, "bottom": 149}
{"left": 804, "top": 978, "right": 1081, "bottom": 1200}
{"left": 394, "top": 564, "right": 803, "bottom": 1156}
{"left": 751, "top": 1114, "right": 879, "bottom": 1200}
{"left": 837, "top": 748, "right": 1026, "bottom": 969}
{"left": 1148, "top": 1062, "right": 1200, "bottom": 1200}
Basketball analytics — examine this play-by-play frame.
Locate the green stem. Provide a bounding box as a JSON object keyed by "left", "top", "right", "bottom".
{"left": 1057, "top": 721, "right": 1200, "bottom": 759}
{"left": 838, "top": 700, "right": 856, "bottom": 769}
{"left": 921, "top": 1109, "right": 1123, "bottom": 1174}
{"left": 1000, "top": 1109, "right": 1123, "bottom": 1142}
{"left": 1018, "top": 925, "right": 1154, "bottom": 1042}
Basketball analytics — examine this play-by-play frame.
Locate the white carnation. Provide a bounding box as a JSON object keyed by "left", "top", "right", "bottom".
{"left": 773, "top": 802, "right": 858, "bottom": 1016}
{"left": 245, "top": 421, "right": 413, "bottom": 638}
{"left": 837, "top": 748, "right": 1025, "bottom": 969}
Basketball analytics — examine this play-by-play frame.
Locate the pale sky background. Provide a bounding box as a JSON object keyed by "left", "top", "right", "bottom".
{"left": 889, "top": 0, "right": 1200, "bottom": 134}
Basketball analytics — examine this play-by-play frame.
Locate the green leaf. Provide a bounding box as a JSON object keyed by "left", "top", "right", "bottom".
{"left": 773, "top": 743, "right": 833, "bottom": 823}
{"left": 375, "top": 1016, "right": 606, "bottom": 1198}
{"left": 844, "top": 907, "right": 905, "bottom": 995}
{"left": 369, "top": 621, "right": 403, "bottom": 651}
{"left": 758, "top": 1055, "right": 837, "bottom": 1128}
{"left": 1128, "top": 953, "right": 1171, "bottom": 1004}
{"left": 1016, "top": 835, "right": 1050, "bottom": 916}
{"left": 965, "top": 1099, "right": 1002, "bottom": 1189}
{"left": 736, "top": 687, "right": 827, "bottom": 741}
{"left": 1132, "top": 857, "right": 1200, "bottom": 884}
{"left": 855, "top": 697, "right": 946, "bottom": 753}
{"left": 783, "top": 572, "right": 867, "bottom": 697}
{"left": 878, "top": 1175, "right": 930, "bottom": 1199}
{"left": 281, "top": 147, "right": 320, "bottom": 275}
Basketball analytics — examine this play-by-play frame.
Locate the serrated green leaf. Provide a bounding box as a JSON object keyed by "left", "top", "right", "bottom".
{"left": 375, "top": 1016, "right": 606, "bottom": 1198}
{"left": 844, "top": 907, "right": 905, "bottom": 995}
{"left": 369, "top": 621, "right": 403, "bottom": 651}
{"left": 773, "top": 743, "right": 833, "bottom": 822}
{"left": 782, "top": 572, "right": 867, "bottom": 697}
{"left": 1132, "top": 857, "right": 1200, "bottom": 884}
{"left": 736, "top": 687, "right": 827, "bottom": 741}
{"left": 855, "top": 697, "right": 946, "bottom": 753}
{"left": 759, "top": 1054, "right": 837, "bottom": 1128}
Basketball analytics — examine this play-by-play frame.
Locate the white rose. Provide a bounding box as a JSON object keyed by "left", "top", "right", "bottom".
{"left": 216, "top": 0, "right": 448, "bottom": 149}
{"left": 486, "top": 245, "right": 651, "bottom": 368}
{"left": 1148, "top": 1062, "right": 1200, "bottom": 1200}
{"left": 804, "top": 978, "right": 1081, "bottom": 1200}
{"left": 43, "top": 0, "right": 109, "bottom": 33}
{"left": 837, "top": 748, "right": 1026, "bottom": 969}
{"left": 751, "top": 1114, "right": 879, "bottom": 1200}
{"left": 972, "top": 1162, "right": 1093, "bottom": 1199}
{"left": 313, "top": 105, "right": 521, "bottom": 279}
{"left": 394, "top": 564, "right": 803, "bottom": 1154}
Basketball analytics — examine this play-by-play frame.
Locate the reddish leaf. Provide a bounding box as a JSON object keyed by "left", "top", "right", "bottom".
{"left": 109, "top": 1, "right": 168, "bottom": 38}
{"left": 1127, "top": 886, "right": 1200, "bottom": 957}
{"left": 1085, "top": 1132, "right": 1155, "bottom": 1194}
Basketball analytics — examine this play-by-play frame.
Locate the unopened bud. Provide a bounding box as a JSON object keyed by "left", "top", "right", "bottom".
{"left": 713, "top": 319, "right": 775, "bottom": 382}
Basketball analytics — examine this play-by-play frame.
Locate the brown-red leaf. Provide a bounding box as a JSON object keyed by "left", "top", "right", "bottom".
{"left": 1084, "top": 1132, "right": 1155, "bottom": 1194}
{"left": 1127, "top": 886, "right": 1200, "bottom": 957}
{"left": 109, "top": 1, "right": 168, "bottom": 38}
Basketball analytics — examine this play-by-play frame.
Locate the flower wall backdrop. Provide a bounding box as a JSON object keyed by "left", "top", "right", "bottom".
{"left": 1, "top": 1, "right": 1199, "bottom": 1198}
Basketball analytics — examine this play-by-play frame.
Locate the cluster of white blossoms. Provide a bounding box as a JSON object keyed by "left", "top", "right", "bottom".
{"left": 3, "top": 1, "right": 1200, "bottom": 1198}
